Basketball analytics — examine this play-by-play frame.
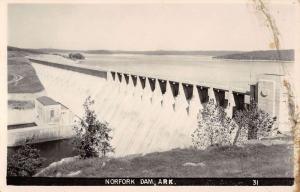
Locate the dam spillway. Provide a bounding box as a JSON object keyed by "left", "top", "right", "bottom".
{"left": 28, "top": 56, "right": 289, "bottom": 156}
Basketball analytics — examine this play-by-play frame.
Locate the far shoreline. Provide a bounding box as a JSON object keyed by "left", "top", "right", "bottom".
{"left": 211, "top": 57, "right": 294, "bottom": 63}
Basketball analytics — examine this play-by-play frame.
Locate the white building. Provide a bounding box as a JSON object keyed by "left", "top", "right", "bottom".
{"left": 35, "top": 96, "right": 74, "bottom": 126}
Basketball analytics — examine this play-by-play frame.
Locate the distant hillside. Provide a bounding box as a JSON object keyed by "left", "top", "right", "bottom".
{"left": 8, "top": 46, "right": 45, "bottom": 56}
{"left": 33, "top": 48, "right": 243, "bottom": 56}
{"left": 8, "top": 46, "right": 294, "bottom": 60}
{"left": 8, "top": 46, "right": 242, "bottom": 56}
{"left": 84, "top": 50, "right": 243, "bottom": 56}
{"left": 214, "top": 50, "right": 294, "bottom": 61}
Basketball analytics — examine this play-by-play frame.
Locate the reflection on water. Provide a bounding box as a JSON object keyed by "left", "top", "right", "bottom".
{"left": 8, "top": 139, "right": 78, "bottom": 168}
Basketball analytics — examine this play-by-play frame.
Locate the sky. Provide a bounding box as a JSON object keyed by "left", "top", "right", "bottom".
{"left": 8, "top": 2, "right": 295, "bottom": 51}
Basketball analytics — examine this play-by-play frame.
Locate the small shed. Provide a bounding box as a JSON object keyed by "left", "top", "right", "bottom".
{"left": 36, "top": 96, "right": 61, "bottom": 125}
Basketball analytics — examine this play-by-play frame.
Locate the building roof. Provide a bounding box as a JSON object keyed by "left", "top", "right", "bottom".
{"left": 36, "top": 96, "right": 59, "bottom": 106}
{"left": 58, "top": 102, "right": 69, "bottom": 110}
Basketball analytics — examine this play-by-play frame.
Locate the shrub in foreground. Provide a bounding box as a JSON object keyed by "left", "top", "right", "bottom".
{"left": 7, "top": 140, "right": 43, "bottom": 177}
{"left": 73, "top": 96, "right": 114, "bottom": 159}
{"left": 192, "top": 98, "right": 276, "bottom": 149}
{"left": 233, "top": 100, "right": 276, "bottom": 144}
{"left": 191, "top": 99, "right": 236, "bottom": 149}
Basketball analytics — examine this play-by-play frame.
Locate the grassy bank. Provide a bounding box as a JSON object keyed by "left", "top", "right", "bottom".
{"left": 8, "top": 50, "right": 44, "bottom": 93}
{"left": 38, "top": 143, "right": 293, "bottom": 177}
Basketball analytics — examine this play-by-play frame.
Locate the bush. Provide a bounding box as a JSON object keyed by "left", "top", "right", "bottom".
{"left": 191, "top": 99, "right": 276, "bottom": 149}
{"left": 68, "top": 53, "right": 85, "bottom": 60}
{"left": 7, "top": 140, "right": 43, "bottom": 177}
{"left": 73, "top": 96, "right": 114, "bottom": 159}
{"left": 233, "top": 100, "right": 276, "bottom": 144}
{"left": 191, "top": 99, "right": 236, "bottom": 149}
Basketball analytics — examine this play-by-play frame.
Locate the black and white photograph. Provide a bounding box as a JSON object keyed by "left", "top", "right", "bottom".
{"left": 2, "top": 0, "right": 299, "bottom": 190}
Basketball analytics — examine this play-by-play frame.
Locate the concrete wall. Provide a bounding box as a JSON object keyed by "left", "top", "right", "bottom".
{"left": 7, "top": 125, "right": 75, "bottom": 147}
{"left": 31, "top": 60, "right": 253, "bottom": 156}
{"left": 8, "top": 109, "right": 36, "bottom": 125}
{"left": 29, "top": 58, "right": 292, "bottom": 156}
{"left": 257, "top": 74, "right": 291, "bottom": 133}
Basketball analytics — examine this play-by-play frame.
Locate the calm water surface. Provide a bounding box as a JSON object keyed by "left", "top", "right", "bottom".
{"left": 8, "top": 139, "right": 77, "bottom": 168}
{"left": 79, "top": 54, "right": 293, "bottom": 91}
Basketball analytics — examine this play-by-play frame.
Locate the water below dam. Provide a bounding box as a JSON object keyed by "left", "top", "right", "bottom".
{"left": 8, "top": 139, "right": 77, "bottom": 168}
{"left": 19, "top": 54, "right": 294, "bottom": 165}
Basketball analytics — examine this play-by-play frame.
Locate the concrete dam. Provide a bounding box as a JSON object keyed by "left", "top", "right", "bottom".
{"left": 29, "top": 56, "right": 290, "bottom": 156}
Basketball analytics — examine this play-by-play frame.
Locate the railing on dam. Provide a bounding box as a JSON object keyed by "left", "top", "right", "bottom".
{"left": 107, "top": 71, "right": 253, "bottom": 117}
{"left": 28, "top": 58, "right": 107, "bottom": 79}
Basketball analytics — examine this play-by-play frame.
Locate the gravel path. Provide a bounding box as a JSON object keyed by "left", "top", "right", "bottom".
{"left": 8, "top": 73, "right": 24, "bottom": 86}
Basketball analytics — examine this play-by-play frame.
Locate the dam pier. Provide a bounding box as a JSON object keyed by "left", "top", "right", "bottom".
{"left": 107, "top": 70, "right": 251, "bottom": 118}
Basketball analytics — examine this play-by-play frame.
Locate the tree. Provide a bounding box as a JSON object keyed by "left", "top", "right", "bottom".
{"left": 73, "top": 96, "right": 114, "bottom": 158}
{"left": 68, "top": 53, "right": 85, "bottom": 60}
{"left": 233, "top": 100, "right": 276, "bottom": 144}
{"left": 191, "top": 99, "right": 236, "bottom": 149}
{"left": 7, "top": 139, "right": 43, "bottom": 177}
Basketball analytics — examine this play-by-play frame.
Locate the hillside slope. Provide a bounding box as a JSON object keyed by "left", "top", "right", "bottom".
{"left": 9, "top": 46, "right": 242, "bottom": 56}
{"left": 214, "top": 50, "right": 294, "bottom": 61}
{"left": 8, "top": 46, "right": 44, "bottom": 93}
{"left": 36, "top": 143, "right": 293, "bottom": 178}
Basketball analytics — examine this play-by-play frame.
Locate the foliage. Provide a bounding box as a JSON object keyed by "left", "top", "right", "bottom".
{"left": 73, "top": 96, "right": 114, "bottom": 159}
{"left": 68, "top": 53, "right": 85, "bottom": 60}
{"left": 191, "top": 99, "right": 236, "bottom": 149}
{"left": 233, "top": 100, "right": 276, "bottom": 144}
{"left": 7, "top": 140, "right": 43, "bottom": 177}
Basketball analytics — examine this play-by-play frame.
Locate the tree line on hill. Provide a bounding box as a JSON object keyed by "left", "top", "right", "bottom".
{"left": 8, "top": 46, "right": 294, "bottom": 61}
{"left": 214, "top": 49, "right": 294, "bottom": 61}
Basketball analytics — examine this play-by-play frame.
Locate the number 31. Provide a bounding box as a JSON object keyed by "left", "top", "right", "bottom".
{"left": 253, "top": 179, "right": 259, "bottom": 186}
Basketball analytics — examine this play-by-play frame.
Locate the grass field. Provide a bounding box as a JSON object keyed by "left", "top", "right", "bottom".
{"left": 8, "top": 51, "right": 44, "bottom": 93}
{"left": 38, "top": 143, "right": 293, "bottom": 177}
{"left": 8, "top": 100, "right": 35, "bottom": 109}
{"left": 8, "top": 74, "right": 14, "bottom": 81}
